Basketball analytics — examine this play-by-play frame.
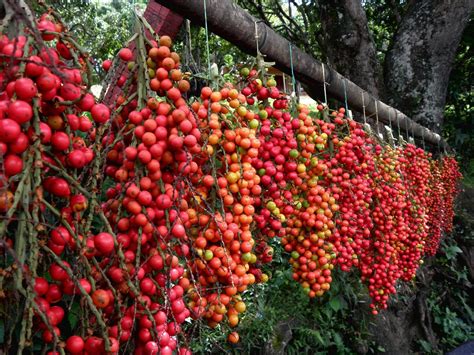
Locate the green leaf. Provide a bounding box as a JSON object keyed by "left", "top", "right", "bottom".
{"left": 444, "top": 245, "right": 463, "bottom": 260}
{"left": 0, "top": 318, "right": 4, "bottom": 344}
{"left": 377, "top": 345, "right": 387, "bottom": 352}
{"left": 418, "top": 339, "right": 432, "bottom": 352}
{"left": 312, "top": 330, "right": 325, "bottom": 346}
{"left": 333, "top": 332, "right": 343, "bottom": 348}
{"left": 68, "top": 302, "right": 81, "bottom": 330}
{"left": 329, "top": 297, "right": 341, "bottom": 312}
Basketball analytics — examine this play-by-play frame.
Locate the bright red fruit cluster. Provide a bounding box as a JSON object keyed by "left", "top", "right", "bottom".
{"left": 0, "top": 11, "right": 119, "bottom": 354}
{"left": 0, "top": 7, "right": 462, "bottom": 355}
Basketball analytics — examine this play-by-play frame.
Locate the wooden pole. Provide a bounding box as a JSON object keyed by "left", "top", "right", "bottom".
{"left": 154, "top": 0, "right": 448, "bottom": 149}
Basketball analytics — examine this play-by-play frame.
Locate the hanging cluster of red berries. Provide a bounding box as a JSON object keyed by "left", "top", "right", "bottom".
{"left": 297, "top": 116, "right": 461, "bottom": 312}
{"left": 0, "top": 11, "right": 124, "bottom": 354}
{"left": 98, "top": 30, "right": 271, "bottom": 351}
{"left": 422, "top": 156, "right": 461, "bottom": 256}
{"left": 0, "top": 7, "right": 462, "bottom": 355}
{"left": 241, "top": 77, "right": 339, "bottom": 298}
{"left": 438, "top": 156, "right": 462, "bottom": 234}
{"left": 210, "top": 67, "right": 462, "bottom": 313}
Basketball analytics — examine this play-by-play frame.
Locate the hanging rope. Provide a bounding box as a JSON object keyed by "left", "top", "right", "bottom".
{"left": 405, "top": 114, "right": 409, "bottom": 143}
{"left": 184, "top": 19, "right": 198, "bottom": 73}
{"left": 396, "top": 110, "right": 401, "bottom": 141}
{"left": 388, "top": 106, "right": 393, "bottom": 132}
{"left": 321, "top": 63, "right": 328, "bottom": 105}
{"left": 375, "top": 100, "right": 380, "bottom": 137}
{"left": 254, "top": 20, "right": 264, "bottom": 80}
{"left": 184, "top": 20, "right": 191, "bottom": 69}
{"left": 386, "top": 108, "right": 394, "bottom": 145}
{"left": 361, "top": 92, "right": 367, "bottom": 125}
{"left": 254, "top": 21, "right": 260, "bottom": 55}
{"left": 288, "top": 43, "right": 296, "bottom": 95}
{"left": 203, "top": 0, "right": 211, "bottom": 83}
{"left": 438, "top": 133, "right": 441, "bottom": 155}
{"left": 422, "top": 127, "right": 426, "bottom": 150}
{"left": 343, "top": 79, "right": 349, "bottom": 114}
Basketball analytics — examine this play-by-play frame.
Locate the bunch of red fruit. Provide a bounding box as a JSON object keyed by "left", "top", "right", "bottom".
{"left": 0, "top": 11, "right": 125, "bottom": 354}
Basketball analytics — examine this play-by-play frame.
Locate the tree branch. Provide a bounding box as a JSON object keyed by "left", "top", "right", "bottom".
{"left": 244, "top": 0, "right": 272, "bottom": 27}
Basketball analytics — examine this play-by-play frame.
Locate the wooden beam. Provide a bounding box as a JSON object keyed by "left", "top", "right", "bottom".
{"left": 154, "top": 0, "right": 448, "bottom": 149}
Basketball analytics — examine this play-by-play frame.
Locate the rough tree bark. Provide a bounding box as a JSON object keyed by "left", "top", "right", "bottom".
{"left": 384, "top": 0, "right": 474, "bottom": 133}
{"left": 317, "top": 0, "right": 473, "bottom": 133}
{"left": 316, "top": 0, "right": 382, "bottom": 98}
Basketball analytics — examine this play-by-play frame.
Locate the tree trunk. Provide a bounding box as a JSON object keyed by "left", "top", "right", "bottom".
{"left": 384, "top": 0, "right": 474, "bottom": 132}
{"left": 316, "top": 0, "right": 382, "bottom": 97}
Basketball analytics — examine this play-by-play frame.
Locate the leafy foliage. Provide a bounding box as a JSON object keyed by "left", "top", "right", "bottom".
{"left": 43, "top": 0, "right": 147, "bottom": 82}
{"left": 235, "top": 0, "right": 321, "bottom": 57}
{"left": 420, "top": 218, "right": 474, "bottom": 352}
{"left": 364, "top": 0, "right": 405, "bottom": 63}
